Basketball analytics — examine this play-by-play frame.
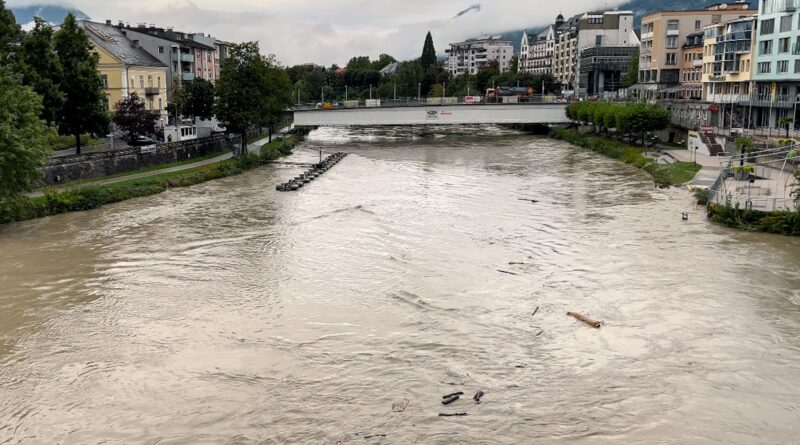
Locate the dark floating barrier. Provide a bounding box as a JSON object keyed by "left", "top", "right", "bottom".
{"left": 276, "top": 152, "right": 348, "bottom": 192}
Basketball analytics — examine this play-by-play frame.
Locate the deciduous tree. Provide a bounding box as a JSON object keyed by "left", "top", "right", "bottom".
{"left": 113, "top": 92, "right": 158, "bottom": 144}
{"left": 53, "top": 13, "right": 109, "bottom": 154}
{"left": 215, "top": 42, "right": 292, "bottom": 153}
{"left": 0, "top": 0, "right": 20, "bottom": 62}
{"left": 184, "top": 78, "right": 215, "bottom": 121}
{"left": 0, "top": 68, "right": 54, "bottom": 197}
{"left": 18, "top": 17, "right": 64, "bottom": 125}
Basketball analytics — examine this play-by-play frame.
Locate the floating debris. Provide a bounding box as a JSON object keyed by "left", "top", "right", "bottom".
{"left": 567, "top": 311, "right": 603, "bottom": 328}
{"left": 532, "top": 306, "right": 539, "bottom": 317}
{"left": 497, "top": 270, "right": 518, "bottom": 276}
{"left": 442, "top": 394, "right": 460, "bottom": 405}
{"left": 442, "top": 391, "right": 464, "bottom": 399}
{"left": 439, "top": 412, "right": 469, "bottom": 417}
{"left": 473, "top": 390, "right": 485, "bottom": 403}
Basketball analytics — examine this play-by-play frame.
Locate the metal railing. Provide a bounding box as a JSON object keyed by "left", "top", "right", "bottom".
{"left": 293, "top": 95, "right": 566, "bottom": 111}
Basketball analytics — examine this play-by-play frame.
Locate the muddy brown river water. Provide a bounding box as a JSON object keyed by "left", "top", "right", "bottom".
{"left": 1, "top": 127, "right": 799, "bottom": 444}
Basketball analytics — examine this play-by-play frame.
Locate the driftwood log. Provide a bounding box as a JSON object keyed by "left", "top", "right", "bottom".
{"left": 567, "top": 311, "right": 603, "bottom": 328}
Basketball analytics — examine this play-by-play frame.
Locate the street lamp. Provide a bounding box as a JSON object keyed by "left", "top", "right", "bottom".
{"left": 418, "top": 83, "right": 421, "bottom": 103}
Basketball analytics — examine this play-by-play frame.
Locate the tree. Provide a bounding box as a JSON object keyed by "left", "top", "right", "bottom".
{"left": 346, "top": 56, "right": 371, "bottom": 71}
{"left": 395, "top": 61, "right": 423, "bottom": 97}
{"left": 0, "top": 68, "right": 54, "bottom": 198}
{"left": 53, "top": 13, "right": 109, "bottom": 154}
{"left": 18, "top": 17, "right": 64, "bottom": 125}
{"left": 778, "top": 116, "right": 794, "bottom": 138}
{"left": 421, "top": 31, "right": 437, "bottom": 70}
{"left": 215, "top": 42, "right": 292, "bottom": 153}
{"left": 0, "top": 0, "right": 20, "bottom": 61}
{"left": 510, "top": 55, "right": 519, "bottom": 74}
{"left": 184, "top": 78, "right": 215, "bottom": 121}
{"left": 371, "top": 53, "right": 396, "bottom": 71}
{"left": 623, "top": 49, "right": 639, "bottom": 88}
{"left": 112, "top": 92, "right": 158, "bottom": 144}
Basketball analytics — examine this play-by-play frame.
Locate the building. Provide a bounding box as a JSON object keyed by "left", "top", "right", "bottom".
{"left": 702, "top": 16, "right": 756, "bottom": 119}
{"left": 446, "top": 36, "right": 514, "bottom": 76}
{"left": 678, "top": 32, "right": 705, "bottom": 99}
{"left": 215, "top": 40, "right": 233, "bottom": 74}
{"left": 113, "top": 22, "right": 219, "bottom": 98}
{"left": 751, "top": 0, "right": 800, "bottom": 129}
{"left": 379, "top": 61, "right": 400, "bottom": 77}
{"left": 575, "top": 10, "right": 640, "bottom": 97}
{"left": 553, "top": 14, "right": 582, "bottom": 92}
{"left": 520, "top": 16, "right": 565, "bottom": 75}
{"left": 77, "top": 21, "right": 169, "bottom": 120}
{"left": 636, "top": 1, "right": 756, "bottom": 99}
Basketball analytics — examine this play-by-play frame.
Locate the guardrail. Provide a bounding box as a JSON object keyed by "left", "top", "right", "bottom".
{"left": 294, "top": 95, "right": 566, "bottom": 111}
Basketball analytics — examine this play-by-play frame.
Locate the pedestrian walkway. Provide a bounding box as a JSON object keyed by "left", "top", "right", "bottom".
{"left": 663, "top": 149, "right": 723, "bottom": 188}
{"left": 28, "top": 126, "right": 294, "bottom": 198}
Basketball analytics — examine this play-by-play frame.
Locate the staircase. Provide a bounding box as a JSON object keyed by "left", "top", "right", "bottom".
{"left": 700, "top": 132, "right": 725, "bottom": 156}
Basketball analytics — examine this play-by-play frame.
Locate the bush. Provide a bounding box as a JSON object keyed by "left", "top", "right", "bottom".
{"left": 693, "top": 187, "right": 710, "bottom": 205}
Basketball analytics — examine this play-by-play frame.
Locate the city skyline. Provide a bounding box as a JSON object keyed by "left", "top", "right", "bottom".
{"left": 7, "top": 0, "right": 628, "bottom": 65}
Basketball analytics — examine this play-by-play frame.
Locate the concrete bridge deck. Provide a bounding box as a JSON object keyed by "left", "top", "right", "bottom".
{"left": 293, "top": 97, "right": 569, "bottom": 127}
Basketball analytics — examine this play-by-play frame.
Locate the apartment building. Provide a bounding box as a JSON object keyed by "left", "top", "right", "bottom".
{"left": 78, "top": 21, "right": 169, "bottom": 120}
{"left": 575, "top": 10, "right": 640, "bottom": 97}
{"left": 751, "top": 0, "right": 800, "bottom": 128}
{"left": 636, "top": 1, "right": 756, "bottom": 99}
{"left": 679, "top": 32, "right": 705, "bottom": 99}
{"left": 553, "top": 14, "right": 582, "bottom": 92}
{"left": 702, "top": 17, "right": 756, "bottom": 103}
{"left": 520, "top": 15, "right": 566, "bottom": 75}
{"left": 446, "top": 36, "right": 514, "bottom": 76}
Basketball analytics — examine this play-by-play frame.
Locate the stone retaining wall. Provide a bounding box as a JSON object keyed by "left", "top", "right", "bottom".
{"left": 42, "top": 134, "right": 243, "bottom": 185}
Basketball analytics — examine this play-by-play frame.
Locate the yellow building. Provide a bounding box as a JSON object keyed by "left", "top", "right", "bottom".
{"left": 78, "top": 21, "right": 169, "bottom": 121}
{"left": 701, "top": 16, "right": 756, "bottom": 104}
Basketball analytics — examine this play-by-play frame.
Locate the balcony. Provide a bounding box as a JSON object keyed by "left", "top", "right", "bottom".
{"left": 171, "top": 53, "right": 194, "bottom": 63}
{"left": 144, "top": 87, "right": 159, "bottom": 96}
{"left": 181, "top": 73, "right": 195, "bottom": 81}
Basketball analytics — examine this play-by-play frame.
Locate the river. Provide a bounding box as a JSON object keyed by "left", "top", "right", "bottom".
{"left": 1, "top": 127, "right": 799, "bottom": 444}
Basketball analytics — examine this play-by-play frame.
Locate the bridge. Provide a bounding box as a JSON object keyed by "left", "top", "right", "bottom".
{"left": 293, "top": 97, "right": 569, "bottom": 127}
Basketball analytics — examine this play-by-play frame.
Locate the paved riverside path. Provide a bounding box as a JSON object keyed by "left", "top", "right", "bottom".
{"left": 27, "top": 128, "right": 291, "bottom": 198}
{"left": 663, "top": 149, "right": 723, "bottom": 187}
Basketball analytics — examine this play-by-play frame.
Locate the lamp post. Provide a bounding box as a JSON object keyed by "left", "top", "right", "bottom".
{"left": 418, "top": 83, "right": 421, "bottom": 103}
{"left": 345, "top": 85, "right": 348, "bottom": 102}
{"left": 369, "top": 84, "right": 372, "bottom": 100}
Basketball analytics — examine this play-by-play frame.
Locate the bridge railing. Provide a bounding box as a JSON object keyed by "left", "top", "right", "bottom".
{"left": 294, "top": 95, "right": 566, "bottom": 111}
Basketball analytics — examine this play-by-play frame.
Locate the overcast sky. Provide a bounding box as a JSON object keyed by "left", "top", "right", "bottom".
{"left": 9, "top": 0, "right": 626, "bottom": 66}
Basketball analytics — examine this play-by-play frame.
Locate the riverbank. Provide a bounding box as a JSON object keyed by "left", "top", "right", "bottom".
{"left": 0, "top": 133, "right": 303, "bottom": 225}
{"left": 549, "top": 127, "right": 701, "bottom": 187}
{"left": 707, "top": 202, "right": 800, "bottom": 235}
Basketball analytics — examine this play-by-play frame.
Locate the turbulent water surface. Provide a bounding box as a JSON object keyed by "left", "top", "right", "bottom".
{"left": 1, "top": 127, "right": 799, "bottom": 444}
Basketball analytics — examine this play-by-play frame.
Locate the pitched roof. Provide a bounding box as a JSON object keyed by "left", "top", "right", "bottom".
{"left": 78, "top": 21, "right": 166, "bottom": 68}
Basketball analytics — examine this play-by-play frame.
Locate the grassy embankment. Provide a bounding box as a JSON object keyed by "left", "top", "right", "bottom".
{"left": 0, "top": 134, "right": 302, "bottom": 225}
{"left": 550, "top": 127, "right": 701, "bottom": 187}
{"left": 703, "top": 198, "right": 800, "bottom": 236}
{"left": 51, "top": 134, "right": 105, "bottom": 151}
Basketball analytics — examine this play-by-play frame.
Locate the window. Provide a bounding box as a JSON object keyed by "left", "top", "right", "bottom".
{"left": 667, "top": 20, "right": 679, "bottom": 31}
{"left": 760, "top": 39, "right": 773, "bottom": 55}
{"left": 761, "top": 18, "right": 775, "bottom": 35}
{"left": 149, "top": 99, "right": 154, "bottom": 110}
{"left": 666, "top": 36, "right": 678, "bottom": 48}
{"left": 158, "top": 98, "right": 162, "bottom": 110}
{"left": 158, "top": 46, "right": 164, "bottom": 54}
{"left": 695, "top": 20, "right": 702, "bottom": 30}
{"left": 129, "top": 77, "right": 134, "bottom": 88}
{"left": 780, "top": 15, "right": 792, "bottom": 33}
{"left": 778, "top": 60, "right": 789, "bottom": 73}
{"left": 139, "top": 75, "right": 144, "bottom": 88}
{"left": 147, "top": 75, "right": 153, "bottom": 87}
{"left": 666, "top": 52, "right": 677, "bottom": 65}
{"left": 101, "top": 74, "right": 108, "bottom": 89}
{"left": 779, "top": 37, "right": 790, "bottom": 53}
{"left": 795, "top": 59, "right": 800, "bottom": 73}
{"left": 157, "top": 76, "right": 161, "bottom": 88}
{"left": 595, "top": 35, "right": 602, "bottom": 45}
{"left": 758, "top": 61, "right": 772, "bottom": 73}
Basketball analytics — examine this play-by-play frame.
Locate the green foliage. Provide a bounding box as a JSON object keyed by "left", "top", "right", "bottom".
{"left": 0, "top": 0, "right": 20, "bottom": 60}
{"left": 371, "top": 53, "right": 396, "bottom": 71}
{"left": 693, "top": 187, "right": 710, "bottom": 205}
{"left": 51, "top": 134, "right": 102, "bottom": 150}
{"left": 0, "top": 67, "right": 55, "bottom": 198}
{"left": 708, "top": 203, "right": 800, "bottom": 236}
{"left": 346, "top": 56, "right": 371, "bottom": 71}
{"left": 183, "top": 78, "right": 215, "bottom": 120}
{"left": 215, "top": 42, "right": 292, "bottom": 151}
{"left": 565, "top": 102, "right": 671, "bottom": 145}
{"left": 112, "top": 92, "right": 158, "bottom": 143}
{"left": 1, "top": 135, "right": 304, "bottom": 225}
{"left": 421, "top": 31, "right": 437, "bottom": 70}
{"left": 550, "top": 127, "right": 699, "bottom": 187}
{"left": 54, "top": 13, "right": 109, "bottom": 153}
{"left": 622, "top": 49, "right": 639, "bottom": 87}
{"left": 17, "top": 17, "right": 63, "bottom": 125}
{"left": 734, "top": 136, "right": 753, "bottom": 153}
{"left": 510, "top": 55, "right": 519, "bottom": 74}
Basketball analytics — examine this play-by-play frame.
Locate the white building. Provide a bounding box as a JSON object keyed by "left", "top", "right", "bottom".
{"left": 446, "top": 36, "right": 514, "bottom": 76}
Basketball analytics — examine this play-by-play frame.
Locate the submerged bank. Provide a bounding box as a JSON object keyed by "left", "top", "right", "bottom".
{"left": 0, "top": 134, "right": 303, "bottom": 225}
{"left": 549, "top": 127, "right": 701, "bottom": 187}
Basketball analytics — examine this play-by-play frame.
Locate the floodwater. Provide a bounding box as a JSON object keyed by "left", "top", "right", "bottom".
{"left": 1, "top": 126, "right": 799, "bottom": 444}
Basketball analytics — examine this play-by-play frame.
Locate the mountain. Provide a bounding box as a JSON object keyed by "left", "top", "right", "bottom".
{"left": 11, "top": 4, "right": 90, "bottom": 25}
{"left": 499, "top": 0, "right": 760, "bottom": 52}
